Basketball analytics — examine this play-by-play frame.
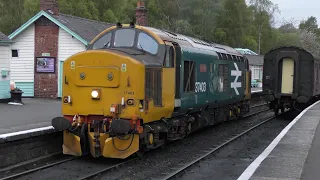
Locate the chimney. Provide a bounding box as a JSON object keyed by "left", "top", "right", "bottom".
{"left": 135, "top": 0, "right": 148, "bottom": 26}
{"left": 40, "top": 0, "right": 59, "bottom": 15}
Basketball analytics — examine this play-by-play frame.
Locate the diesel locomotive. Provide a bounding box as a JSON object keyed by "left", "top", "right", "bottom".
{"left": 262, "top": 46, "right": 320, "bottom": 114}
{"left": 51, "top": 23, "right": 252, "bottom": 159}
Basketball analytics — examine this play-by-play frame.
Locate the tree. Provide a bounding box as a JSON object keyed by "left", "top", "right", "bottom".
{"left": 299, "top": 16, "right": 318, "bottom": 32}
{"left": 298, "top": 29, "right": 320, "bottom": 56}
{"left": 299, "top": 16, "right": 320, "bottom": 38}
{"left": 214, "top": 0, "right": 249, "bottom": 47}
{"left": 248, "top": 0, "right": 280, "bottom": 54}
{"left": 278, "top": 23, "right": 297, "bottom": 34}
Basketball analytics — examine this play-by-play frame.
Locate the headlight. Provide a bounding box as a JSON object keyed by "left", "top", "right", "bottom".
{"left": 91, "top": 89, "right": 100, "bottom": 99}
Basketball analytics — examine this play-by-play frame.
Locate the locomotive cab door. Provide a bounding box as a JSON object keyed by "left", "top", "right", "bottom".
{"left": 163, "top": 41, "right": 181, "bottom": 109}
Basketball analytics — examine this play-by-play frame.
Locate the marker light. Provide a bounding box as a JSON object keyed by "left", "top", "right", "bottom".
{"left": 63, "top": 95, "right": 71, "bottom": 104}
{"left": 91, "top": 89, "right": 100, "bottom": 99}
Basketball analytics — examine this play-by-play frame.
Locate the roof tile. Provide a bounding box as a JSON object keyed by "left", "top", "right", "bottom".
{"left": 51, "top": 12, "right": 114, "bottom": 43}
{"left": 245, "top": 54, "right": 264, "bottom": 66}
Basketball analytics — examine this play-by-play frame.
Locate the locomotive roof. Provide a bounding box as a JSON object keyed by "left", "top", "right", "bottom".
{"left": 266, "top": 46, "right": 320, "bottom": 62}
{"left": 143, "top": 26, "right": 242, "bottom": 57}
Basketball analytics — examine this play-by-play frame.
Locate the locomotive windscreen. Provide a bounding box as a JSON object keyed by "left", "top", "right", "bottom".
{"left": 89, "top": 28, "right": 159, "bottom": 55}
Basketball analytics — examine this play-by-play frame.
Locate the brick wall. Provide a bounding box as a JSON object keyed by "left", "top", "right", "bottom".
{"left": 34, "top": 16, "right": 59, "bottom": 98}
{"left": 135, "top": 1, "right": 148, "bottom": 26}
{"left": 40, "top": 0, "right": 59, "bottom": 15}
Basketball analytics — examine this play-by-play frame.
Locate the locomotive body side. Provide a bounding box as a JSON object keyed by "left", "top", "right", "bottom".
{"left": 176, "top": 47, "right": 247, "bottom": 114}
{"left": 51, "top": 24, "right": 251, "bottom": 159}
{"left": 263, "top": 46, "right": 320, "bottom": 114}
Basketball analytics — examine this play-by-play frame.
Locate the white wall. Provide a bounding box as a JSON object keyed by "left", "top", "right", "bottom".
{"left": 57, "top": 27, "right": 86, "bottom": 97}
{"left": 0, "top": 45, "right": 11, "bottom": 99}
{"left": 10, "top": 24, "right": 35, "bottom": 82}
{"left": 0, "top": 45, "right": 10, "bottom": 75}
{"left": 58, "top": 27, "right": 86, "bottom": 62}
{"left": 250, "top": 65, "right": 263, "bottom": 80}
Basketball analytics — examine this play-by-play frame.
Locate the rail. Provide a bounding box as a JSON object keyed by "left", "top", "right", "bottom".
{"left": 156, "top": 115, "right": 275, "bottom": 180}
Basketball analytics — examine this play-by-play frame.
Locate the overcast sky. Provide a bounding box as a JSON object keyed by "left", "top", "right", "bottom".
{"left": 271, "top": 0, "right": 320, "bottom": 27}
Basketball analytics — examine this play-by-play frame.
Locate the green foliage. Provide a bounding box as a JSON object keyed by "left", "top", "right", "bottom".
{"left": 0, "top": 0, "right": 319, "bottom": 55}
{"left": 299, "top": 16, "right": 318, "bottom": 33}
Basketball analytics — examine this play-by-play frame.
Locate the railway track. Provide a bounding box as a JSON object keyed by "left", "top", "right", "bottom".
{"left": 0, "top": 101, "right": 270, "bottom": 180}
{"left": 152, "top": 114, "right": 277, "bottom": 180}
{"left": 0, "top": 156, "right": 78, "bottom": 180}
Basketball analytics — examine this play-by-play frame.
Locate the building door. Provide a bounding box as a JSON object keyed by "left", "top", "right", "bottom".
{"left": 58, "top": 61, "right": 64, "bottom": 98}
{"left": 281, "top": 58, "right": 294, "bottom": 94}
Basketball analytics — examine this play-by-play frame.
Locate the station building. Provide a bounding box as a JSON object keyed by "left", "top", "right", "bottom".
{"left": 8, "top": 0, "right": 148, "bottom": 98}
{"left": 0, "top": 31, "right": 14, "bottom": 102}
{"left": 235, "top": 48, "right": 264, "bottom": 87}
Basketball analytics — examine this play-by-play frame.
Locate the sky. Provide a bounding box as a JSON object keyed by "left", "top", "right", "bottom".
{"left": 271, "top": 0, "right": 320, "bottom": 27}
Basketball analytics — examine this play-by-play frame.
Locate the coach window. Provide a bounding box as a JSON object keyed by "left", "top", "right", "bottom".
{"left": 114, "top": 29, "right": 135, "bottom": 47}
{"left": 92, "top": 32, "right": 112, "bottom": 49}
{"left": 164, "top": 45, "right": 174, "bottom": 67}
{"left": 137, "top": 32, "right": 159, "bottom": 54}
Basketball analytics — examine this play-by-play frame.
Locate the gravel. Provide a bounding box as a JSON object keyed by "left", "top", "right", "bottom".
{"left": 173, "top": 111, "right": 299, "bottom": 180}
{"left": 93, "top": 107, "right": 274, "bottom": 180}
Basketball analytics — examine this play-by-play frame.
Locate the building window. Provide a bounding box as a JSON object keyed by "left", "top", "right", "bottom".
{"left": 251, "top": 65, "right": 263, "bottom": 80}
{"left": 12, "top": 50, "right": 18, "bottom": 57}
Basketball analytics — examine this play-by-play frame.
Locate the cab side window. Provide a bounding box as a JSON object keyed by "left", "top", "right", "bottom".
{"left": 164, "top": 45, "right": 174, "bottom": 68}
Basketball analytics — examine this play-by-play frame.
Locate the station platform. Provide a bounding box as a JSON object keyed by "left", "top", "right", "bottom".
{"left": 238, "top": 100, "right": 320, "bottom": 180}
{"left": 0, "top": 98, "right": 61, "bottom": 142}
{"left": 0, "top": 88, "right": 262, "bottom": 143}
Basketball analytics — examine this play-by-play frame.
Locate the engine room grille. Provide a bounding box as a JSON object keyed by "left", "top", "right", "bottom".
{"left": 219, "top": 64, "right": 229, "bottom": 92}
{"left": 145, "top": 68, "right": 162, "bottom": 107}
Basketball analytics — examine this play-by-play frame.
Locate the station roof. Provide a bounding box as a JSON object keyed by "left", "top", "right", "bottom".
{"left": 0, "top": 31, "right": 14, "bottom": 44}
{"left": 245, "top": 54, "right": 264, "bottom": 66}
{"left": 8, "top": 10, "right": 114, "bottom": 46}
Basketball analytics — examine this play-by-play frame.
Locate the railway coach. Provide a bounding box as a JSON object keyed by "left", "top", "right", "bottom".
{"left": 51, "top": 23, "right": 252, "bottom": 159}
{"left": 262, "top": 46, "right": 320, "bottom": 114}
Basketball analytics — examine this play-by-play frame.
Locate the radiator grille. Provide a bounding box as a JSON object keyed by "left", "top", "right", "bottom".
{"left": 145, "top": 68, "right": 162, "bottom": 106}
{"left": 219, "top": 64, "right": 229, "bottom": 92}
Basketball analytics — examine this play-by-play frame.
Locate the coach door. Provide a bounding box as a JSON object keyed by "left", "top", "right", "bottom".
{"left": 281, "top": 58, "right": 294, "bottom": 94}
